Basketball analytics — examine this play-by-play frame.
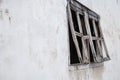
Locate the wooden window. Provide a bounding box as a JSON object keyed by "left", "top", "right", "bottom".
{"left": 67, "top": 0, "right": 110, "bottom": 65}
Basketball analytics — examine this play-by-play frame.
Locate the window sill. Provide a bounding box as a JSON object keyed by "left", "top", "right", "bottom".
{"left": 69, "top": 62, "right": 104, "bottom": 71}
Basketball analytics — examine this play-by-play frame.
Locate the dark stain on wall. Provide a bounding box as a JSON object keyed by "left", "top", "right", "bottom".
{"left": 0, "top": 0, "right": 3, "bottom": 19}
{"left": 116, "top": 0, "right": 119, "bottom": 4}
{"left": 8, "top": 16, "right": 11, "bottom": 24}
{"left": 0, "top": 10, "right": 3, "bottom": 19}
{"left": 5, "top": 9, "right": 9, "bottom": 14}
{"left": 119, "top": 35, "right": 120, "bottom": 40}
{"left": 68, "top": 64, "right": 104, "bottom": 80}
{"left": 0, "top": 0, "right": 2, "bottom": 8}
{"left": 0, "top": 0, "right": 2, "bottom": 4}
{"left": 5, "top": 9, "right": 12, "bottom": 24}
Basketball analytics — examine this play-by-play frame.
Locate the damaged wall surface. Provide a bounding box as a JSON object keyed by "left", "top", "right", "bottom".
{"left": 0, "top": 0, "right": 120, "bottom": 80}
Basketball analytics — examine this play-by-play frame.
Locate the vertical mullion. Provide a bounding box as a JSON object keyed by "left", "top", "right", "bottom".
{"left": 92, "top": 20, "right": 103, "bottom": 59}
{"left": 84, "top": 11, "right": 97, "bottom": 62}
{"left": 76, "top": 12, "right": 89, "bottom": 63}
{"left": 97, "top": 21, "right": 110, "bottom": 60}
{"left": 82, "top": 38, "right": 89, "bottom": 63}
{"left": 67, "top": 4, "right": 83, "bottom": 63}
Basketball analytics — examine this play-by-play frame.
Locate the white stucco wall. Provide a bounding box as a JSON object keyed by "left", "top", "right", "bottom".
{"left": 0, "top": 0, "right": 120, "bottom": 80}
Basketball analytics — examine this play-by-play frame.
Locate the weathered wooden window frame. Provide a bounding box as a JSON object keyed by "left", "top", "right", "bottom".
{"left": 67, "top": 0, "right": 110, "bottom": 67}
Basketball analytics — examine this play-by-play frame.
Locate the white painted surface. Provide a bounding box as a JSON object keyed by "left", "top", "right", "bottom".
{"left": 0, "top": 0, "right": 120, "bottom": 80}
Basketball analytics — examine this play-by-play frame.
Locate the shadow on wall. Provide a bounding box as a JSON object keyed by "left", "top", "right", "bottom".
{"left": 68, "top": 66, "right": 104, "bottom": 80}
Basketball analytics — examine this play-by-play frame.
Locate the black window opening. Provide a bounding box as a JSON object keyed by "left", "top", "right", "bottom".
{"left": 67, "top": 1, "right": 110, "bottom": 65}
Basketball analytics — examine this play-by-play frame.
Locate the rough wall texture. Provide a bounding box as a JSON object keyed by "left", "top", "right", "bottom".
{"left": 0, "top": 0, "right": 120, "bottom": 80}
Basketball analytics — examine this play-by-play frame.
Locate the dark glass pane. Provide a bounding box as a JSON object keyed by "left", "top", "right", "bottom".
{"left": 68, "top": 22, "right": 80, "bottom": 64}
{"left": 71, "top": 9, "right": 80, "bottom": 32}
{"left": 79, "top": 14, "right": 87, "bottom": 35}
{"left": 89, "top": 18, "right": 95, "bottom": 36}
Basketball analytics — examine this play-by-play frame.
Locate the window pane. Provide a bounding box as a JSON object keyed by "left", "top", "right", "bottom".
{"left": 70, "top": 9, "right": 80, "bottom": 32}
{"left": 68, "top": 22, "right": 80, "bottom": 64}
{"left": 95, "top": 21, "right": 101, "bottom": 37}
{"left": 76, "top": 36, "right": 83, "bottom": 58}
{"left": 89, "top": 18, "right": 96, "bottom": 36}
{"left": 79, "top": 14, "right": 87, "bottom": 35}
